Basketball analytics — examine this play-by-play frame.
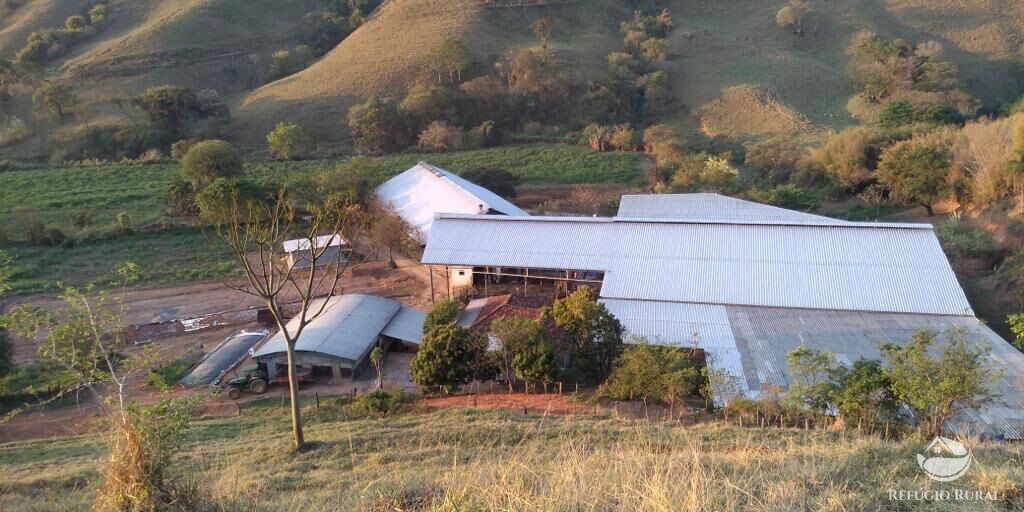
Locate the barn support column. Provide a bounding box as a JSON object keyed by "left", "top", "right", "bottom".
{"left": 429, "top": 265, "right": 435, "bottom": 303}
{"left": 525, "top": 268, "right": 529, "bottom": 296}
{"left": 483, "top": 267, "right": 489, "bottom": 297}
{"left": 332, "top": 365, "right": 342, "bottom": 382}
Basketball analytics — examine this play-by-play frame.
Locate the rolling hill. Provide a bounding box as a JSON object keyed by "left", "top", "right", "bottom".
{"left": 2, "top": 0, "right": 1023, "bottom": 150}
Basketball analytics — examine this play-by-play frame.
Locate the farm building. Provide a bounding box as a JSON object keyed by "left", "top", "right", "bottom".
{"left": 376, "top": 161, "right": 528, "bottom": 243}
{"left": 252, "top": 294, "right": 424, "bottom": 380}
{"left": 282, "top": 234, "right": 350, "bottom": 269}
{"left": 422, "top": 193, "right": 1024, "bottom": 439}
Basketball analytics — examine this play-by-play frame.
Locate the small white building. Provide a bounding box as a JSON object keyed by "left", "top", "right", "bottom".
{"left": 375, "top": 161, "right": 529, "bottom": 243}
{"left": 282, "top": 234, "right": 349, "bottom": 269}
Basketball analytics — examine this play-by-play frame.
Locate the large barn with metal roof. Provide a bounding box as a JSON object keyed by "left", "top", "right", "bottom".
{"left": 376, "top": 162, "right": 529, "bottom": 242}
{"left": 421, "top": 193, "right": 1024, "bottom": 439}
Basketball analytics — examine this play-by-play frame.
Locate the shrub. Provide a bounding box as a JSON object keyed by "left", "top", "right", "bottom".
{"left": 350, "top": 388, "right": 415, "bottom": 418}
{"left": 347, "top": 97, "right": 409, "bottom": 153}
{"left": 601, "top": 343, "right": 701, "bottom": 410}
{"left": 410, "top": 324, "right": 491, "bottom": 394}
{"left": 267, "top": 121, "right": 314, "bottom": 160}
{"left": 882, "top": 329, "right": 1002, "bottom": 438}
{"left": 798, "top": 126, "right": 892, "bottom": 190}
{"left": 781, "top": 343, "right": 842, "bottom": 414}
{"left": 195, "top": 178, "right": 264, "bottom": 222}
{"left": 609, "top": 124, "right": 637, "bottom": 151}
{"left": 0, "top": 115, "right": 29, "bottom": 147}
{"left": 1008, "top": 314, "right": 1024, "bottom": 352}
{"left": 775, "top": 0, "right": 808, "bottom": 34}
{"left": 418, "top": 121, "right": 463, "bottom": 153}
{"left": 269, "top": 45, "right": 315, "bottom": 80}
{"left": 170, "top": 139, "right": 200, "bottom": 160}
{"left": 833, "top": 359, "right": 896, "bottom": 427}
{"left": 113, "top": 212, "right": 133, "bottom": 234}
{"left": 937, "top": 217, "right": 996, "bottom": 259}
{"left": 180, "top": 140, "right": 243, "bottom": 188}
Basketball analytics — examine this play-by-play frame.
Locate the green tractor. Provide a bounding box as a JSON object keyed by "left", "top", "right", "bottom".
{"left": 223, "top": 364, "right": 269, "bottom": 400}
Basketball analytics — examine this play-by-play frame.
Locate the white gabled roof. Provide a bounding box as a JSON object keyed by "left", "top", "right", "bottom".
{"left": 282, "top": 234, "right": 346, "bottom": 253}
{"left": 617, "top": 193, "right": 849, "bottom": 224}
{"left": 422, "top": 213, "right": 972, "bottom": 316}
{"left": 376, "top": 162, "right": 528, "bottom": 241}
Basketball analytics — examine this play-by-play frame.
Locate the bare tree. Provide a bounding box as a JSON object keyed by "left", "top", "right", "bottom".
{"left": 368, "top": 199, "right": 416, "bottom": 268}
{"left": 211, "top": 187, "right": 365, "bottom": 450}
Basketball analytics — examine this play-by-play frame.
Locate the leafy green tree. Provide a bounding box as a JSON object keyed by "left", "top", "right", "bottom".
{"left": 461, "top": 168, "right": 521, "bottom": 199}
{"left": 267, "top": 121, "right": 314, "bottom": 160}
{"left": 490, "top": 317, "right": 533, "bottom": 391}
{"left": 882, "top": 329, "right": 1002, "bottom": 438}
{"left": 508, "top": 320, "right": 557, "bottom": 391}
{"left": 876, "top": 138, "right": 951, "bottom": 215}
{"left": 370, "top": 346, "right": 384, "bottom": 389}
{"left": 32, "top": 81, "right": 78, "bottom": 120}
{"left": 878, "top": 100, "right": 917, "bottom": 129}
{"left": 7, "top": 264, "right": 203, "bottom": 510}
{"left": 423, "top": 299, "right": 460, "bottom": 333}
{"left": 782, "top": 343, "right": 843, "bottom": 414}
{"left": 195, "top": 178, "right": 264, "bottom": 222}
{"left": 1008, "top": 314, "right": 1024, "bottom": 352}
{"left": 546, "top": 286, "right": 624, "bottom": 382}
{"left": 410, "top": 323, "right": 490, "bottom": 394}
{"left": 425, "top": 39, "right": 471, "bottom": 84}
{"left": 602, "top": 342, "right": 701, "bottom": 415}
{"left": 347, "top": 97, "right": 408, "bottom": 153}
{"left": 133, "top": 85, "right": 228, "bottom": 141}
{"left": 181, "top": 140, "right": 243, "bottom": 188}
{"left": 833, "top": 359, "right": 896, "bottom": 428}
{"left": 64, "top": 15, "right": 87, "bottom": 31}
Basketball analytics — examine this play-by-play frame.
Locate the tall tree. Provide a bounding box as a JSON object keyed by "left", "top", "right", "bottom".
{"left": 546, "top": 286, "right": 624, "bottom": 382}
{"left": 32, "top": 81, "right": 78, "bottom": 120}
{"left": 876, "top": 138, "right": 951, "bottom": 215}
{"left": 209, "top": 186, "right": 365, "bottom": 450}
{"left": 531, "top": 17, "right": 554, "bottom": 50}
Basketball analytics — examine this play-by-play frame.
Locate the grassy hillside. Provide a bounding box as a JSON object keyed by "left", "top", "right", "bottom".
{"left": 56, "top": 0, "right": 327, "bottom": 100}
{"left": 5, "top": 0, "right": 1024, "bottom": 149}
{"left": 235, "top": 0, "right": 632, "bottom": 146}
{"left": 233, "top": 0, "right": 1024, "bottom": 144}
{"left": 1, "top": 406, "right": 1021, "bottom": 511}
{"left": 0, "top": 0, "right": 94, "bottom": 57}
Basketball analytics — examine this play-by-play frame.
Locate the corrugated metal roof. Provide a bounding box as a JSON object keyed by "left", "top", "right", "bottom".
{"left": 617, "top": 193, "right": 849, "bottom": 224}
{"left": 254, "top": 294, "right": 414, "bottom": 361}
{"left": 724, "top": 306, "right": 1024, "bottom": 440}
{"left": 282, "top": 234, "right": 346, "bottom": 253}
{"left": 376, "top": 162, "right": 528, "bottom": 241}
{"left": 381, "top": 306, "right": 427, "bottom": 343}
{"left": 422, "top": 214, "right": 972, "bottom": 316}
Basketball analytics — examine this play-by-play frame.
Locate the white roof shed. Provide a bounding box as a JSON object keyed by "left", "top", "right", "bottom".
{"left": 375, "top": 162, "right": 528, "bottom": 242}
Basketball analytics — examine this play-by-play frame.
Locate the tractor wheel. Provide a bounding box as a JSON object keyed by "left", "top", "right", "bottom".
{"left": 249, "top": 379, "right": 268, "bottom": 394}
{"left": 227, "top": 387, "right": 241, "bottom": 400}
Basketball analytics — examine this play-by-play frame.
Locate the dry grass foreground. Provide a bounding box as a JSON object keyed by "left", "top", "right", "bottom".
{"left": 1, "top": 405, "right": 1022, "bottom": 511}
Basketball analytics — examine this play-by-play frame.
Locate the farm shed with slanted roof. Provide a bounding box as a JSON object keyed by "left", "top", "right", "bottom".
{"left": 282, "top": 234, "right": 350, "bottom": 269}
{"left": 420, "top": 193, "right": 1024, "bottom": 439}
{"left": 252, "top": 294, "right": 425, "bottom": 380}
{"left": 375, "top": 161, "right": 528, "bottom": 243}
